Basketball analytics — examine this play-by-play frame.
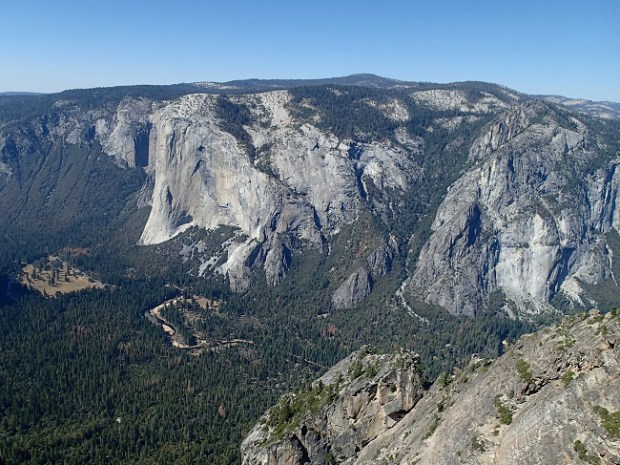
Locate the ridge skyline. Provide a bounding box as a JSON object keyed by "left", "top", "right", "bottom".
{"left": 1, "top": 73, "right": 618, "bottom": 106}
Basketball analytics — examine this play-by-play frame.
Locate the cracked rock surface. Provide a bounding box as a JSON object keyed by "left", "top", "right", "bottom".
{"left": 242, "top": 310, "right": 620, "bottom": 465}
{"left": 241, "top": 349, "right": 424, "bottom": 465}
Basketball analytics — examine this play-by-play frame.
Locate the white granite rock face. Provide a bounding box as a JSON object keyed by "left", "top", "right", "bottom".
{"left": 96, "top": 97, "right": 158, "bottom": 167}
{"left": 412, "top": 89, "right": 509, "bottom": 114}
{"left": 409, "top": 101, "right": 620, "bottom": 316}
{"left": 96, "top": 91, "right": 417, "bottom": 292}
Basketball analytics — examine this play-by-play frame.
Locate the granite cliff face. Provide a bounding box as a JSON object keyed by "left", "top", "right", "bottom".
{"left": 241, "top": 348, "right": 425, "bottom": 465}
{"left": 409, "top": 101, "right": 620, "bottom": 316}
{"left": 242, "top": 309, "right": 620, "bottom": 465}
{"left": 1, "top": 79, "right": 619, "bottom": 315}
{"left": 133, "top": 90, "right": 422, "bottom": 291}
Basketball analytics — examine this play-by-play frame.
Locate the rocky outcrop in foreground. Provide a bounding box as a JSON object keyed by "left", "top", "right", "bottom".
{"left": 242, "top": 309, "right": 620, "bottom": 464}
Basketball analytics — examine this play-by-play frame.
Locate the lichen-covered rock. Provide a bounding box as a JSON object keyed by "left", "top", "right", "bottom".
{"left": 241, "top": 349, "right": 424, "bottom": 465}
{"left": 243, "top": 310, "right": 620, "bottom": 465}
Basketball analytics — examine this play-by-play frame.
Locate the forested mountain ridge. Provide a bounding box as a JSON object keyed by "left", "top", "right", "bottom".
{"left": 537, "top": 94, "right": 620, "bottom": 120}
{"left": 2, "top": 76, "right": 619, "bottom": 316}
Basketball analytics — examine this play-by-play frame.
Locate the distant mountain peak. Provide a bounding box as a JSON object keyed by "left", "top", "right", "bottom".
{"left": 536, "top": 94, "right": 620, "bottom": 120}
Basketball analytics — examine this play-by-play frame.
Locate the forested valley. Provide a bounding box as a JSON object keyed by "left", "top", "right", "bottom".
{"left": 0, "top": 79, "right": 601, "bottom": 463}
{"left": 0, "top": 223, "right": 535, "bottom": 465}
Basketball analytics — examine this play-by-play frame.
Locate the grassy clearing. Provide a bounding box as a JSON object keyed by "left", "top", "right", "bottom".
{"left": 20, "top": 256, "right": 104, "bottom": 296}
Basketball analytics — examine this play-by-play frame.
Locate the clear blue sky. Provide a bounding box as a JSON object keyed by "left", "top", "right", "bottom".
{"left": 1, "top": 0, "right": 619, "bottom": 101}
